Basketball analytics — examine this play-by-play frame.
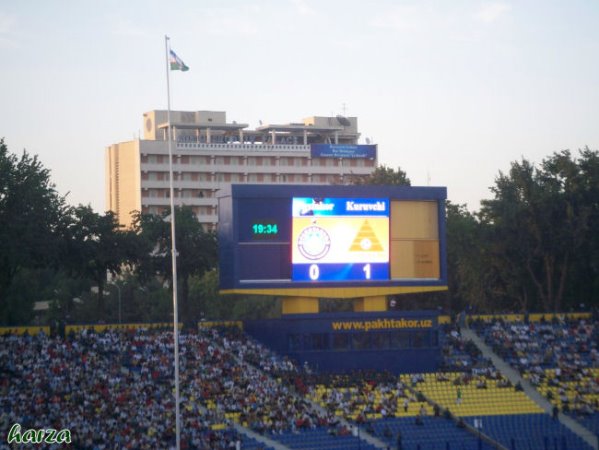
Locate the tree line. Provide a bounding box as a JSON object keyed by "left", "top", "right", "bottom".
{"left": 445, "top": 148, "right": 599, "bottom": 314}
{"left": 0, "top": 138, "right": 597, "bottom": 325}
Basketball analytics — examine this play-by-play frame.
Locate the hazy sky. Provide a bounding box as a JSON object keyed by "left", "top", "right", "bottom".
{"left": 1, "top": 1, "right": 598, "bottom": 212}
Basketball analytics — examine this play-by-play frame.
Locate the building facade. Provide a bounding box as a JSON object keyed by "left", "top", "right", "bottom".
{"left": 105, "top": 110, "right": 377, "bottom": 228}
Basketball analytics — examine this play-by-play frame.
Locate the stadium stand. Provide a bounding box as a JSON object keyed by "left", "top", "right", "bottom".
{"left": 464, "top": 413, "right": 592, "bottom": 450}
{"left": 3, "top": 315, "right": 599, "bottom": 449}
{"left": 469, "top": 315, "right": 599, "bottom": 448}
{"left": 371, "top": 416, "right": 496, "bottom": 450}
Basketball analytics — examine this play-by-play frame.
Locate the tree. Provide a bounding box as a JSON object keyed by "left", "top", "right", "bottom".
{"left": 445, "top": 202, "right": 485, "bottom": 312}
{"left": 0, "top": 139, "right": 68, "bottom": 323}
{"left": 63, "top": 206, "right": 142, "bottom": 318}
{"left": 134, "top": 206, "right": 218, "bottom": 324}
{"left": 351, "top": 164, "right": 411, "bottom": 186}
{"left": 188, "top": 269, "right": 280, "bottom": 321}
{"left": 479, "top": 150, "right": 598, "bottom": 312}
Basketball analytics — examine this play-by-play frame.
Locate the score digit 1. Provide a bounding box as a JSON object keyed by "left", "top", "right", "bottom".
{"left": 363, "top": 263, "right": 371, "bottom": 280}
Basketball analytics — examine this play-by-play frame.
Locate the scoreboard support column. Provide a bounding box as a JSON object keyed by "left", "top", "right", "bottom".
{"left": 354, "top": 296, "right": 387, "bottom": 312}
{"left": 282, "top": 297, "right": 319, "bottom": 314}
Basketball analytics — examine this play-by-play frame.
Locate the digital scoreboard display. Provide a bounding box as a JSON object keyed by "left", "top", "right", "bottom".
{"left": 291, "top": 198, "right": 389, "bottom": 282}
{"left": 219, "top": 184, "right": 447, "bottom": 293}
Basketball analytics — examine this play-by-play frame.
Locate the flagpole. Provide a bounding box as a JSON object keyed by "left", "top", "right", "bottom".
{"left": 165, "top": 34, "right": 181, "bottom": 450}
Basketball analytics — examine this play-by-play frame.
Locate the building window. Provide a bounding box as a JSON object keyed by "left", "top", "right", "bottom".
{"left": 389, "top": 331, "right": 410, "bottom": 349}
{"left": 194, "top": 156, "right": 209, "bottom": 165}
{"left": 413, "top": 331, "right": 429, "bottom": 348}
{"left": 371, "top": 333, "right": 389, "bottom": 350}
{"left": 332, "top": 334, "right": 351, "bottom": 350}
{"left": 351, "top": 334, "right": 370, "bottom": 350}
{"left": 305, "top": 333, "right": 329, "bottom": 351}
{"left": 288, "top": 335, "right": 301, "bottom": 351}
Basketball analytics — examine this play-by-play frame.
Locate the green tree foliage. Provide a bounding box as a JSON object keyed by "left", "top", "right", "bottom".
{"left": 188, "top": 269, "right": 280, "bottom": 320}
{"left": 63, "top": 206, "right": 142, "bottom": 317}
{"left": 0, "top": 139, "right": 67, "bottom": 322}
{"left": 478, "top": 149, "right": 599, "bottom": 312}
{"left": 352, "top": 164, "right": 411, "bottom": 186}
{"left": 445, "top": 202, "right": 485, "bottom": 312}
{"left": 133, "top": 206, "right": 218, "bottom": 324}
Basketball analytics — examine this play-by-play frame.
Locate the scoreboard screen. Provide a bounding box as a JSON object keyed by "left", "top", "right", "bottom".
{"left": 291, "top": 197, "right": 389, "bottom": 282}
{"left": 218, "top": 184, "right": 447, "bottom": 292}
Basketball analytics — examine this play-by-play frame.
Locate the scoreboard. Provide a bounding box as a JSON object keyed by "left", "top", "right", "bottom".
{"left": 218, "top": 184, "right": 447, "bottom": 295}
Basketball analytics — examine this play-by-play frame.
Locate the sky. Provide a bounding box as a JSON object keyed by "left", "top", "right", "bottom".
{"left": 1, "top": 0, "right": 598, "bottom": 213}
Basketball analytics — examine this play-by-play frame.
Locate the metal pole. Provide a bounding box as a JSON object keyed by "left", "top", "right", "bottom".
{"left": 165, "top": 34, "right": 181, "bottom": 450}
{"left": 116, "top": 284, "right": 121, "bottom": 324}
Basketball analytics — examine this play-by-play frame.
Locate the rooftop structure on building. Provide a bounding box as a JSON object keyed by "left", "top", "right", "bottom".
{"left": 106, "top": 110, "right": 377, "bottom": 229}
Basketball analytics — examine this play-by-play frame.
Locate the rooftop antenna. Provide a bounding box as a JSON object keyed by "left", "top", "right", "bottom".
{"left": 341, "top": 102, "right": 347, "bottom": 116}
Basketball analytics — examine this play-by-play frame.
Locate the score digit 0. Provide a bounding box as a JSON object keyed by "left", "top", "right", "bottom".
{"left": 309, "top": 264, "right": 319, "bottom": 280}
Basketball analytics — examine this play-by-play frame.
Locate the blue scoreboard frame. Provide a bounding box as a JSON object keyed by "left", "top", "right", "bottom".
{"left": 218, "top": 184, "right": 447, "bottom": 294}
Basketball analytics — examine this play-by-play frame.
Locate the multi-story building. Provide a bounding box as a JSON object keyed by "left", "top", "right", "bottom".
{"left": 105, "top": 110, "right": 377, "bottom": 229}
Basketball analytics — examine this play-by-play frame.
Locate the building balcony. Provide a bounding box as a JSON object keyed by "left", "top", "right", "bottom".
{"left": 141, "top": 197, "right": 218, "bottom": 207}
{"left": 175, "top": 142, "right": 310, "bottom": 153}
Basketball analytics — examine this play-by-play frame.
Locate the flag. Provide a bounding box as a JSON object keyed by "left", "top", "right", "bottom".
{"left": 169, "top": 50, "right": 189, "bottom": 72}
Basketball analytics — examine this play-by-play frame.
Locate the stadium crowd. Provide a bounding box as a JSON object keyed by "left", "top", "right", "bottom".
{"left": 0, "top": 326, "right": 343, "bottom": 449}
{"left": 472, "top": 316, "right": 599, "bottom": 425}
{"left": 3, "top": 314, "right": 599, "bottom": 448}
{"left": 440, "top": 324, "right": 494, "bottom": 373}
{"left": 474, "top": 316, "right": 599, "bottom": 375}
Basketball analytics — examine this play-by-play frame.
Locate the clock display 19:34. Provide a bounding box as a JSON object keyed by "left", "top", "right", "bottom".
{"left": 252, "top": 223, "right": 279, "bottom": 236}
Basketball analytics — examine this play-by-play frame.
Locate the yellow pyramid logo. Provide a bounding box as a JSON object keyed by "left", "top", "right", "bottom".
{"left": 349, "top": 220, "right": 384, "bottom": 252}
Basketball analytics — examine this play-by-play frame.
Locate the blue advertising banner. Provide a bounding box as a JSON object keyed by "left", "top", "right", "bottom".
{"left": 310, "top": 144, "right": 377, "bottom": 159}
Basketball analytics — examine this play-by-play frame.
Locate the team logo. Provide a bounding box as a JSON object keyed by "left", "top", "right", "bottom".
{"left": 349, "top": 220, "right": 384, "bottom": 252}
{"left": 297, "top": 225, "right": 331, "bottom": 260}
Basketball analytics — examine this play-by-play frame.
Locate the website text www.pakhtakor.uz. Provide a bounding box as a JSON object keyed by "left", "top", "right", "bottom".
{"left": 331, "top": 318, "right": 433, "bottom": 332}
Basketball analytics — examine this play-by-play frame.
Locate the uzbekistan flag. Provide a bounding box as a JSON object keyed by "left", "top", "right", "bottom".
{"left": 169, "top": 50, "right": 189, "bottom": 71}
